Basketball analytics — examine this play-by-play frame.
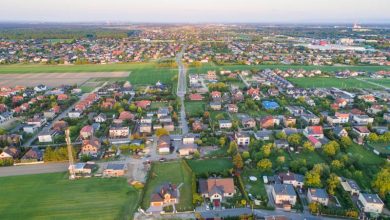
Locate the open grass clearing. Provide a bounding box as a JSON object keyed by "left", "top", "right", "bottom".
{"left": 0, "top": 172, "right": 140, "bottom": 220}
{"left": 187, "top": 158, "right": 233, "bottom": 175}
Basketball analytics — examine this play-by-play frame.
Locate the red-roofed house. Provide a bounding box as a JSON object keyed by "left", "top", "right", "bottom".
{"left": 80, "top": 125, "right": 94, "bottom": 139}
{"left": 57, "top": 94, "right": 68, "bottom": 101}
{"left": 189, "top": 93, "right": 204, "bottom": 101}
{"left": 119, "top": 111, "right": 135, "bottom": 121}
{"left": 308, "top": 136, "right": 322, "bottom": 148}
{"left": 303, "top": 126, "right": 324, "bottom": 138}
{"left": 247, "top": 87, "right": 260, "bottom": 97}
{"left": 135, "top": 100, "right": 151, "bottom": 109}
{"left": 211, "top": 91, "right": 222, "bottom": 99}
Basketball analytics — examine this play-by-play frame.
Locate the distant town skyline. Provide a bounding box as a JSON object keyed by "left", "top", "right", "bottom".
{"left": 0, "top": 0, "right": 389, "bottom": 23}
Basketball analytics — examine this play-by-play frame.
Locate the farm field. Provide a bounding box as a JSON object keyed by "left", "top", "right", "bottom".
{"left": 287, "top": 77, "right": 381, "bottom": 89}
{"left": 366, "top": 78, "right": 390, "bottom": 87}
{"left": 187, "top": 63, "right": 390, "bottom": 74}
{"left": 187, "top": 158, "right": 233, "bottom": 175}
{"left": 0, "top": 172, "right": 140, "bottom": 220}
{"left": 141, "top": 160, "right": 193, "bottom": 211}
{"left": 0, "top": 72, "right": 129, "bottom": 87}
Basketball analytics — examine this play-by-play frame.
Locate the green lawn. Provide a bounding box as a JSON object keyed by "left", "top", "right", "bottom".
{"left": 142, "top": 160, "right": 193, "bottom": 211}
{"left": 287, "top": 77, "right": 381, "bottom": 89}
{"left": 0, "top": 172, "right": 140, "bottom": 220}
{"left": 187, "top": 158, "right": 233, "bottom": 175}
{"left": 368, "top": 142, "right": 390, "bottom": 155}
{"left": 366, "top": 78, "right": 390, "bottom": 87}
{"left": 241, "top": 169, "right": 267, "bottom": 198}
{"left": 346, "top": 144, "right": 384, "bottom": 165}
{"left": 290, "top": 150, "right": 327, "bottom": 167}
{"left": 185, "top": 101, "right": 206, "bottom": 117}
{"left": 187, "top": 64, "right": 390, "bottom": 74}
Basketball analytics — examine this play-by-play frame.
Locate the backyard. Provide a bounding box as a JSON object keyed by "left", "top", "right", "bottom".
{"left": 0, "top": 172, "right": 140, "bottom": 220}
{"left": 185, "top": 101, "right": 206, "bottom": 117}
{"left": 187, "top": 157, "right": 233, "bottom": 175}
{"left": 141, "top": 160, "right": 193, "bottom": 211}
{"left": 287, "top": 77, "right": 381, "bottom": 89}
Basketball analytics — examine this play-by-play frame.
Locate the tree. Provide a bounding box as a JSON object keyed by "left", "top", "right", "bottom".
{"left": 287, "top": 134, "right": 302, "bottom": 147}
{"left": 323, "top": 141, "right": 340, "bottom": 157}
{"left": 308, "top": 202, "right": 320, "bottom": 214}
{"left": 242, "top": 151, "right": 250, "bottom": 160}
{"left": 331, "top": 160, "right": 344, "bottom": 170}
{"left": 303, "top": 141, "right": 315, "bottom": 152}
{"left": 257, "top": 159, "right": 272, "bottom": 172}
{"left": 305, "top": 170, "right": 322, "bottom": 188}
{"left": 275, "top": 131, "right": 287, "bottom": 140}
{"left": 155, "top": 128, "right": 169, "bottom": 137}
{"left": 372, "top": 167, "right": 390, "bottom": 197}
{"left": 228, "top": 141, "right": 238, "bottom": 155}
{"left": 262, "top": 143, "right": 273, "bottom": 158}
{"left": 327, "top": 173, "right": 340, "bottom": 195}
{"left": 219, "top": 137, "right": 226, "bottom": 147}
{"left": 368, "top": 133, "right": 379, "bottom": 142}
{"left": 193, "top": 193, "right": 203, "bottom": 205}
{"left": 340, "top": 136, "right": 353, "bottom": 148}
{"left": 233, "top": 153, "right": 244, "bottom": 169}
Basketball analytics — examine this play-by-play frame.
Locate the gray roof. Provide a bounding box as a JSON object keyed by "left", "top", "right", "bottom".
{"left": 308, "top": 188, "right": 328, "bottom": 199}
{"left": 273, "top": 184, "right": 296, "bottom": 196}
{"left": 106, "top": 163, "right": 125, "bottom": 170}
{"left": 361, "top": 193, "right": 384, "bottom": 204}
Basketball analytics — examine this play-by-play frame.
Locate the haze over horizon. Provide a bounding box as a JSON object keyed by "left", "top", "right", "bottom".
{"left": 0, "top": 0, "right": 389, "bottom": 24}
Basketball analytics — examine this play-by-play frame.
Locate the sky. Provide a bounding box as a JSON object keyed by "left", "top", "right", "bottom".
{"left": 0, "top": 0, "right": 389, "bottom": 23}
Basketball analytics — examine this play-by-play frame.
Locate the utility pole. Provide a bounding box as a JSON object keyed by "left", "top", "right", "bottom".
{"left": 65, "top": 128, "right": 75, "bottom": 180}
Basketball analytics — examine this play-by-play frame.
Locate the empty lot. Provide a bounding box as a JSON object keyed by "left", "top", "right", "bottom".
{"left": 0, "top": 72, "right": 129, "bottom": 87}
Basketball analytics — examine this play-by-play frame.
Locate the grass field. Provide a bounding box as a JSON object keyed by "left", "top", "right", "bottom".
{"left": 368, "top": 143, "right": 390, "bottom": 155}
{"left": 241, "top": 169, "right": 267, "bottom": 198}
{"left": 187, "top": 64, "right": 390, "bottom": 74}
{"left": 287, "top": 77, "right": 381, "bottom": 89}
{"left": 141, "top": 161, "right": 193, "bottom": 211}
{"left": 185, "top": 101, "right": 206, "bottom": 117}
{"left": 1, "top": 63, "right": 388, "bottom": 74}
{"left": 187, "top": 158, "right": 233, "bottom": 175}
{"left": 366, "top": 78, "right": 390, "bottom": 88}
{"left": 0, "top": 172, "right": 140, "bottom": 220}
{"left": 347, "top": 144, "right": 384, "bottom": 165}
{"left": 289, "top": 150, "right": 327, "bottom": 167}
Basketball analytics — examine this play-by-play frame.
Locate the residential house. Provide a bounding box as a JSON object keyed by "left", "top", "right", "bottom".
{"left": 23, "top": 124, "right": 38, "bottom": 134}
{"left": 211, "top": 91, "right": 222, "bottom": 100}
{"left": 68, "top": 110, "right": 82, "bottom": 118}
{"left": 157, "top": 107, "right": 170, "bottom": 119}
{"left": 278, "top": 172, "right": 304, "bottom": 188}
{"left": 254, "top": 130, "right": 273, "bottom": 141}
{"left": 352, "top": 115, "right": 374, "bottom": 125}
{"left": 307, "top": 188, "right": 329, "bottom": 206}
{"left": 340, "top": 177, "right": 361, "bottom": 196}
{"left": 140, "top": 123, "right": 152, "bottom": 133}
{"left": 333, "top": 127, "right": 349, "bottom": 138}
{"left": 384, "top": 113, "right": 390, "bottom": 122}
{"left": 210, "top": 102, "right": 222, "bottom": 111}
{"left": 119, "top": 111, "right": 135, "bottom": 121}
{"left": 275, "top": 139, "right": 289, "bottom": 149}
{"left": 163, "top": 122, "right": 175, "bottom": 132}
{"left": 303, "top": 126, "right": 324, "bottom": 139}
{"left": 242, "top": 117, "right": 256, "bottom": 129}
{"left": 207, "top": 71, "right": 218, "bottom": 81}
{"left": 103, "top": 163, "right": 127, "bottom": 177}
{"left": 358, "top": 193, "right": 384, "bottom": 214}
{"left": 38, "top": 131, "right": 54, "bottom": 143}
{"left": 0, "top": 112, "right": 13, "bottom": 124}
{"left": 308, "top": 136, "right": 322, "bottom": 148}
{"left": 189, "top": 93, "right": 204, "bottom": 101}
{"left": 150, "top": 183, "right": 179, "bottom": 207}
{"left": 135, "top": 100, "right": 151, "bottom": 109}
{"left": 158, "top": 135, "right": 171, "bottom": 154}
{"left": 283, "top": 116, "right": 296, "bottom": 127}
{"left": 74, "top": 162, "right": 97, "bottom": 175}
{"left": 282, "top": 128, "right": 299, "bottom": 136}
{"left": 199, "top": 178, "right": 235, "bottom": 207}
{"left": 27, "top": 115, "right": 47, "bottom": 128}
{"left": 272, "top": 184, "right": 297, "bottom": 207}
{"left": 0, "top": 146, "right": 20, "bottom": 159}
{"left": 192, "top": 120, "right": 203, "bottom": 132}
{"left": 94, "top": 113, "right": 107, "bottom": 123}
{"left": 21, "top": 148, "right": 43, "bottom": 162}
{"left": 109, "top": 126, "right": 130, "bottom": 139}
{"left": 80, "top": 138, "right": 101, "bottom": 157}
{"left": 227, "top": 104, "right": 238, "bottom": 113}
{"left": 80, "top": 125, "right": 94, "bottom": 140}
{"left": 52, "top": 120, "right": 68, "bottom": 132}
{"left": 301, "top": 112, "right": 320, "bottom": 125}
{"left": 259, "top": 116, "right": 276, "bottom": 129}
{"left": 235, "top": 132, "right": 250, "bottom": 147}
{"left": 219, "top": 120, "right": 232, "bottom": 129}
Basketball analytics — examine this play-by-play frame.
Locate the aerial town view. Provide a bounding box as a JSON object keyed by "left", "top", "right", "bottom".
{"left": 0, "top": 1, "right": 389, "bottom": 220}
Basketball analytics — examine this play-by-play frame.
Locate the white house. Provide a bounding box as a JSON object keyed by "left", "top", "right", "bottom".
{"left": 219, "top": 120, "right": 232, "bottom": 129}
{"left": 23, "top": 125, "right": 39, "bottom": 134}
{"left": 38, "top": 131, "right": 54, "bottom": 143}
{"left": 272, "top": 184, "right": 297, "bottom": 206}
{"left": 235, "top": 132, "right": 250, "bottom": 147}
{"left": 358, "top": 193, "right": 384, "bottom": 214}
{"left": 307, "top": 188, "right": 329, "bottom": 206}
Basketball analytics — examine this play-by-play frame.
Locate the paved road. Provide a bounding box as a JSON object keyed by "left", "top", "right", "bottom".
{"left": 356, "top": 77, "right": 389, "bottom": 90}
{"left": 176, "top": 46, "right": 189, "bottom": 134}
{"left": 0, "top": 162, "right": 68, "bottom": 177}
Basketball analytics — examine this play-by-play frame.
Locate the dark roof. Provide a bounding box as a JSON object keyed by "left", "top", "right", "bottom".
{"left": 273, "top": 184, "right": 296, "bottom": 196}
